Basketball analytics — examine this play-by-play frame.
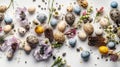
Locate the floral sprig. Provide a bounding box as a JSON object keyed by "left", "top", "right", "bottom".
{"left": 48, "top": 0, "right": 55, "bottom": 23}
{"left": 51, "top": 56, "right": 66, "bottom": 67}
{"left": 95, "top": 7, "right": 104, "bottom": 17}
{"left": 7, "top": 0, "right": 14, "bottom": 10}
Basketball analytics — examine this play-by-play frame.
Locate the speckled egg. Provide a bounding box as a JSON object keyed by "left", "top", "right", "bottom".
{"left": 35, "top": 25, "right": 44, "bottom": 35}
{"left": 26, "top": 35, "right": 39, "bottom": 48}
{"left": 81, "top": 51, "right": 90, "bottom": 61}
{"left": 0, "top": 13, "right": 4, "bottom": 22}
{"left": 50, "top": 18, "right": 58, "bottom": 27}
{"left": 18, "top": 27, "right": 26, "bottom": 36}
{"left": 36, "top": 13, "right": 47, "bottom": 23}
{"left": 65, "top": 12, "right": 75, "bottom": 26}
{"left": 4, "top": 16, "right": 13, "bottom": 24}
{"left": 78, "top": 31, "right": 87, "bottom": 41}
{"left": 77, "top": 0, "right": 88, "bottom": 8}
{"left": 107, "top": 42, "right": 116, "bottom": 49}
{"left": 99, "top": 46, "right": 109, "bottom": 55}
{"left": 110, "top": 1, "right": 118, "bottom": 8}
{"left": 69, "top": 38, "right": 77, "bottom": 47}
{"left": 74, "top": 5, "right": 81, "bottom": 15}
{"left": 0, "top": 5, "right": 7, "bottom": 13}
{"left": 3, "top": 25, "right": 12, "bottom": 33}
{"left": 67, "top": 6, "right": 73, "bottom": 12}
{"left": 110, "top": 9, "right": 120, "bottom": 27}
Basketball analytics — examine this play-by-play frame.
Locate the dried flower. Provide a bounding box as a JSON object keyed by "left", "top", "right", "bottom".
{"left": 96, "top": 7, "right": 104, "bottom": 17}
{"left": 65, "top": 28, "right": 76, "bottom": 38}
{"left": 110, "top": 54, "right": 118, "bottom": 62}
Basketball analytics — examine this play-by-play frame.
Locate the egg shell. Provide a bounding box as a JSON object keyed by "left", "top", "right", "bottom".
{"left": 111, "top": 1, "right": 118, "bottom": 8}
{"left": 99, "top": 46, "right": 109, "bottom": 55}
{"left": 99, "top": 17, "right": 109, "bottom": 27}
{"left": 78, "top": 31, "right": 87, "bottom": 41}
{"left": 18, "top": 27, "right": 26, "bottom": 36}
{"left": 74, "top": 5, "right": 81, "bottom": 15}
{"left": 57, "top": 21, "right": 67, "bottom": 32}
{"left": 69, "top": 38, "right": 77, "bottom": 47}
{"left": 3, "top": 25, "right": 12, "bottom": 33}
{"left": 35, "top": 25, "right": 44, "bottom": 35}
{"left": 95, "top": 28, "right": 103, "bottom": 36}
{"left": 28, "top": 6, "right": 36, "bottom": 14}
{"left": 50, "top": 18, "right": 58, "bottom": 27}
{"left": 36, "top": 13, "right": 47, "bottom": 23}
{"left": 4, "top": 16, "right": 13, "bottom": 24}
{"left": 81, "top": 51, "right": 90, "bottom": 61}
{"left": 107, "top": 42, "right": 116, "bottom": 49}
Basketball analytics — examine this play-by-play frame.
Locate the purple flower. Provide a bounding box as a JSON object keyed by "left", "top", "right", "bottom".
{"left": 16, "top": 7, "right": 29, "bottom": 27}
{"left": 33, "top": 41, "right": 53, "bottom": 61}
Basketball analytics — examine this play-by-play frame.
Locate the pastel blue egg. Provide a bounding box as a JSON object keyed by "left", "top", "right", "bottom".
{"left": 74, "top": 6, "right": 81, "bottom": 15}
{"left": 81, "top": 51, "right": 90, "bottom": 61}
{"left": 50, "top": 18, "right": 58, "bottom": 27}
{"left": 69, "top": 38, "right": 77, "bottom": 47}
{"left": 111, "top": 1, "right": 118, "bottom": 8}
{"left": 36, "top": 13, "right": 47, "bottom": 23}
{"left": 4, "top": 17, "right": 13, "bottom": 24}
{"left": 107, "top": 42, "right": 116, "bottom": 49}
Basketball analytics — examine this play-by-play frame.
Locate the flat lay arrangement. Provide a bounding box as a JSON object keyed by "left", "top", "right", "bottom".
{"left": 0, "top": 0, "right": 120, "bottom": 67}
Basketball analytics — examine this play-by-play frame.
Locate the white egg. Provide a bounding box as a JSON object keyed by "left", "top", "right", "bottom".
{"left": 18, "top": 27, "right": 26, "bottom": 36}
{"left": 78, "top": 31, "right": 87, "bottom": 41}
{"left": 57, "top": 21, "right": 67, "bottom": 32}
{"left": 95, "top": 28, "right": 103, "bottom": 36}
{"left": 28, "top": 6, "right": 36, "bottom": 14}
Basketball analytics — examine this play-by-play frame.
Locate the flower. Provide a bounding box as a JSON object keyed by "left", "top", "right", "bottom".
{"left": 110, "top": 54, "right": 118, "bottom": 62}
{"left": 96, "top": 7, "right": 104, "bottom": 16}
{"left": 16, "top": 7, "right": 29, "bottom": 27}
{"left": 65, "top": 28, "right": 76, "bottom": 38}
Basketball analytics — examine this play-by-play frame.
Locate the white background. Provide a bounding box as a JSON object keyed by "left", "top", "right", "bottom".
{"left": 0, "top": 0, "right": 120, "bottom": 67}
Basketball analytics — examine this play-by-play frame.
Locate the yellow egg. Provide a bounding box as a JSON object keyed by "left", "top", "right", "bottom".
{"left": 35, "top": 25, "right": 44, "bottom": 35}
{"left": 99, "top": 46, "right": 109, "bottom": 54}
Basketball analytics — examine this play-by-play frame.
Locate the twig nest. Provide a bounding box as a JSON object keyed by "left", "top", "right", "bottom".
{"left": 28, "top": 6, "right": 36, "bottom": 14}
{"left": 57, "top": 21, "right": 67, "bottom": 32}
{"left": 81, "top": 51, "right": 90, "bottom": 61}
{"left": 0, "top": 5, "right": 7, "bottom": 13}
{"left": 24, "top": 43, "right": 31, "bottom": 54}
{"left": 4, "top": 16, "right": 13, "bottom": 24}
{"left": 95, "top": 28, "right": 103, "bottom": 36}
{"left": 3, "top": 25, "right": 12, "bottom": 33}
{"left": 36, "top": 13, "right": 47, "bottom": 23}
{"left": 26, "top": 35, "right": 39, "bottom": 48}
{"left": 77, "top": 0, "right": 88, "bottom": 8}
{"left": 18, "top": 27, "right": 26, "bottom": 36}
{"left": 65, "top": 12, "right": 75, "bottom": 26}
{"left": 110, "top": 9, "right": 120, "bottom": 27}
{"left": 35, "top": 25, "right": 44, "bottom": 35}
{"left": 53, "top": 31, "right": 65, "bottom": 43}
{"left": 99, "top": 46, "right": 109, "bottom": 55}
{"left": 67, "top": 6, "right": 73, "bottom": 12}
{"left": 78, "top": 31, "right": 87, "bottom": 41}
{"left": 83, "top": 23, "right": 94, "bottom": 35}
{"left": 99, "top": 17, "right": 109, "bottom": 27}
{"left": 0, "top": 13, "right": 4, "bottom": 22}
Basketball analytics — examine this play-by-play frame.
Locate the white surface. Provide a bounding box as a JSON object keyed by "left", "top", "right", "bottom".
{"left": 0, "top": 0, "right": 120, "bottom": 67}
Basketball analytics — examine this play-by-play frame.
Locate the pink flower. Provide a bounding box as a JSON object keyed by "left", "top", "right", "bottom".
{"left": 82, "top": 11, "right": 87, "bottom": 16}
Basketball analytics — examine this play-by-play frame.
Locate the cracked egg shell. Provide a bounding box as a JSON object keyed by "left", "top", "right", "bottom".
{"left": 26, "top": 35, "right": 39, "bottom": 48}
{"left": 3, "top": 25, "right": 12, "bottom": 33}
{"left": 77, "top": 0, "right": 88, "bottom": 8}
{"left": 18, "top": 27, "right": 26, "bottom": 36}
{"left": 57, "top": 21, "right": 67, "bottom": 32}
{"left": 65, "top": 12, "right": 75, "bottom": 26}
{"left": 53, "top": 31, "right": 65, "bottom": 43}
